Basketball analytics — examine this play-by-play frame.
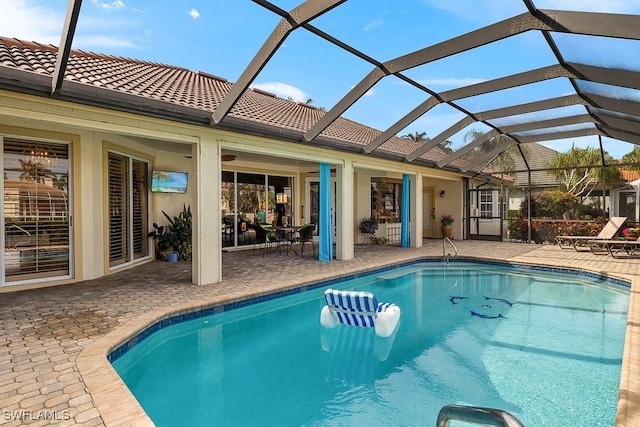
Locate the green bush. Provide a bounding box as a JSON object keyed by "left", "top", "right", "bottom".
{"left": 149, "top": 204, "right": 192, "bottom": 261}
{"left": 508, "top": 218, "right": 605, "bottom": 243}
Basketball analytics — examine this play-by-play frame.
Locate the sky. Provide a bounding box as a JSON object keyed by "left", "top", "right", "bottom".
{"left": 2, "top": 0, "right": 640, "bottom": 160}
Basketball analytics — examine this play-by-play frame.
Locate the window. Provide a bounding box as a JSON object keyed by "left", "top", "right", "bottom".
{"left": 371, "top": 178, "right": 402, "bottom": 223}
{"left": 108, "top": 151, "right": 150, "bottom": 267}
{"left": 221, "top": 171, "right": 294, "bottom": 247}
{"left": 479, "top": 190, "right": 493, "bottom": 218}
{"left": 3, "top": 138, "right": 71, "bottom": 283}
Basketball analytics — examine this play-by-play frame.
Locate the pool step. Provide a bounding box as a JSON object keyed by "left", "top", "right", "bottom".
{"left": 436, "top": 404, "right": 525, "bottom": 427}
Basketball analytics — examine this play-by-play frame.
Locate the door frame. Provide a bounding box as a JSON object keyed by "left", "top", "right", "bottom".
{"left": 304, "top": 176, "right": 336, "bottom": 237}
{"left": 422, "top": 186, "right": 435, "bottom": 238}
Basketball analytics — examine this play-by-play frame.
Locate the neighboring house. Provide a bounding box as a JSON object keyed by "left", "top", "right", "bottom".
{"left": 0, "top": 37, "right": 501, "bottom": 292}
{"left": 508, "top": 144, "right": 636, "bottom": 220}
{"left": 611, "top": 169, "right": 640, "bottom": 223}
{"left": 508, "top": 143, "right": 560, "bottom": 212}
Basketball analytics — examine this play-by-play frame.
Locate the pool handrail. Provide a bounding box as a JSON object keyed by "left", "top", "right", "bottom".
{"left": 443, "top": 237, "right": 458, "bottom": 264}
{"left": 436, "top": 404, "right": 525, "bottom": 427}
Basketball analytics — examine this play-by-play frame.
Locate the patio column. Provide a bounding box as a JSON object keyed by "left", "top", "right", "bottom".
{"left": 401, "top": 174, "right": 410, "bottom": 247}
{"left": 336, "top": 160, "right": 354, "bottom": 260}
{"left": 411, "top": 173, "right": 423, "bottom": 248}
{"left": 192, "top": 138, "right": 222, "bottom": 285}
{"left": 319, "top": 163, "right": 333, "bottom": 261}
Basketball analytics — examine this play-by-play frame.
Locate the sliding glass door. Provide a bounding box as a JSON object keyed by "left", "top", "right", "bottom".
{"left": 2, "top": 138, "right": 71, "bottom": 284}
{"left": 221, "top": 171, "right": 293, "bottom": 248}
{"left": 108, "top": 151, "right": 150, "bottom": 268}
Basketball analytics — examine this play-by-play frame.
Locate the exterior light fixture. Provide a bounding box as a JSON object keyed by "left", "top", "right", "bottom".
{"left": 440, "top": 190, "right": 445, "bottom": 198}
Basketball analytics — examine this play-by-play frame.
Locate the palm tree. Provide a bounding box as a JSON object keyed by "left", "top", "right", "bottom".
{"left": 461, "top": 129, "right": 523, "bottom": 173}
{"left": 153, "top": 171, "right": 170, "bottom": 190}
{"left": 622, "top": 146, "right": 640, "bottom": 170}
{"left": 439, "top": 139, "right": 454, "bottom": 153}
{"left": 401, "top": 131, "right": 429, "bottom": 142}
{"left": 18, "top": 159, "right": 54, "bottom": 183}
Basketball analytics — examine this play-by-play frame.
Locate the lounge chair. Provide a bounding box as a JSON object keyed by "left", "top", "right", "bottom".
{"left": 590, "top": 235, "right": 640, "bottom": 258}
{"left": 555, "top": 216, "right": 627, "bottom": 251}
{"left": 320, "top": 288, "right": 401, "bottom": 337}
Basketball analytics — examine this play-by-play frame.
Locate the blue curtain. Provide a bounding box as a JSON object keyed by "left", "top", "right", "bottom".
{"left": 401, "top": 174, "right": 410, "bottom": 247}
{"left": 319, "top": 163, "right": 333, "bottom": 261}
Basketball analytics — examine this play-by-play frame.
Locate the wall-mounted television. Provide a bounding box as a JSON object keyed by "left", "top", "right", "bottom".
{"left": 151, "top": 170, "right": 188, "bottom": 193}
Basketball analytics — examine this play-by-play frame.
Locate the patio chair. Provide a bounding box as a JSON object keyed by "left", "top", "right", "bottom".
{"left": 293, "top": 223, "right": 316, "bottom": 258}
{"left": 320, "top": 288, "right": 401, "bottom": 338}
{"left": 252, "top": 224, "right": 273, "bottom": 257}
{"left": 590, "top": 235, "right": 640, "bottom": 258}
{"left": 555, "top": 216, "right": 627, "bottom": 251}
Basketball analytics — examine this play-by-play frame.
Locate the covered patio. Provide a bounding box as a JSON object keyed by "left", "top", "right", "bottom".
{"left": 2, "top": 241, "right": 640, "bottom": 426}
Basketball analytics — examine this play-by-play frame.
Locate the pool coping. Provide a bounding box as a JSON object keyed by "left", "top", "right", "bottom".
{"left": 76, "top": 257, "right": 638, "bottom": 426}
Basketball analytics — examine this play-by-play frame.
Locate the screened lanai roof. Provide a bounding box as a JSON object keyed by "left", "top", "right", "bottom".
{"left": 220, "top": 0, "right": 640, "bottom": 176}
{"left": 2, "top": 0, "right": 640, "bottom": 177}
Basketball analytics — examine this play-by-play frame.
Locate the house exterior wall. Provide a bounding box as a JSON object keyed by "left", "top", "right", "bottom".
{"left": 0, "top": 89, "right": 471, "bottom": 292}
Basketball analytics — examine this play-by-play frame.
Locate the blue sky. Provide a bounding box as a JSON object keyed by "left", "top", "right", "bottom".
{"left": 4, "top": 0, "right": 640, "bottom": 160}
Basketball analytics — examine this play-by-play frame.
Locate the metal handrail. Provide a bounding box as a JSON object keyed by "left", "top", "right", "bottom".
{"left": 436, "top": 404, "right": 525, "bottom": 427}
{"left": 442, "top": 237, "right": 458, "bottom": 264}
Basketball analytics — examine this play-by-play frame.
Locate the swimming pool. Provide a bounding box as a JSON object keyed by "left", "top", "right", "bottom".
{"left": 111, "top": 261, "right": 629, "bottom": 426}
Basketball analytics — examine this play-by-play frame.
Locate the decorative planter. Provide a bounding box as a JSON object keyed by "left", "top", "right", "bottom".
{"left": 442, "top": 225, "right": 452, "bottom": 238}
{"left": 626, "top": 234, "right": 638, "bottom": 241}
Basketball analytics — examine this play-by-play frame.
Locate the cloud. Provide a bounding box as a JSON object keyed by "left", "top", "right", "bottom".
{"left": 74, "top": 35, "right": 137, "bottom": 49}
{"left": 0, "top": 0, "right": 65, "bottom": 44}
{"left": 91, "top": 0, "right": 125, "bottom": 10}
{"left": 189, "top": 8, "right": 200, "bottom": 19}
{"left": 252, "top": 82, "right": 308, "bottom": 102}
{"left": 349, "top": 85, "right": 375, "bottom": 97}
{"left": 363, "top": 18, "right": 383, "bottom": 32}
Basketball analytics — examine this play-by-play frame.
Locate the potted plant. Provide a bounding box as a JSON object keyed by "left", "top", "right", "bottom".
{"left": 149, "top": 222, "right": 178, "bottom": 260}
{"left": 359, "top": 217, "right": 378, "bottom": 243}
{"left": 441, "top": 214, "right": 454, "bottom": 239}
{"left": 148, "top": 204, "right": 192, "bottom": 261}
{"left": 623, "top": 226, "right": 640, "bottom": 241}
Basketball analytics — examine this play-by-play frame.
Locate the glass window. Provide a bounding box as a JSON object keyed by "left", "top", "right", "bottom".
{"left": 222, "top": 171, "right": 294, "bottom": 248}
{"left": 108, "top": 151, "right": 150, "bottom": 267}
{"left": 618, "top": 191, "right": 637, "bottom": 223}
{"left": 480, "top": 190, "right": 493, "bottom": 218}
{"left": 371, "top": 177, "right": 402, "bottom": 223}
{"left": 3, "top": 138, "right": 71, "bottom": 282}
{"left": 268, "top": 175, "right": 293, "bottom": 227}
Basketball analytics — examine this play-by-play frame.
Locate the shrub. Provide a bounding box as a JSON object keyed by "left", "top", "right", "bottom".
{"left": 359, "top": 217, "right": 378, "bottom": 235}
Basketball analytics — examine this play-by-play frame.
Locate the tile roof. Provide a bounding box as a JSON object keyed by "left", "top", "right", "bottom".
{"left": 513, "top": 143, "right": 561, "bottom": 188}
{"left": 0, "top": 36, "right": 479, "bottom": 171}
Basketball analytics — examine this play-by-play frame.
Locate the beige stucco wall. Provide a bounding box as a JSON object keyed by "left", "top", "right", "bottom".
{"left": 0, "top": 89, "right": 485, "bottom": 290}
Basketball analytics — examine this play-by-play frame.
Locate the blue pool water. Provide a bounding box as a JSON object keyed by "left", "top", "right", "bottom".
{"left": 112, "top": 262, "right": 629, "bottom": 426}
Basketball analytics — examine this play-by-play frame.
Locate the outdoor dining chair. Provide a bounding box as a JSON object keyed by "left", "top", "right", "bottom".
{"left": 293, "top": 223, "right": 316, "bottom": 258}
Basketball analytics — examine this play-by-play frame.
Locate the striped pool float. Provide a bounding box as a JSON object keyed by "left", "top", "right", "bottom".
{"left": 320, "top": 288, "right": 401, "bottom": 337}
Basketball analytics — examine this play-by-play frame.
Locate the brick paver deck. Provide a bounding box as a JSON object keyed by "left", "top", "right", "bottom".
{"left": 1, "top": 240, "right": 639, "bottom": 426}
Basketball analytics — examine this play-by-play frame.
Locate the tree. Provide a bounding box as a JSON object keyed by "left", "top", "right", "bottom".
{"left": 18, "top": 159, "right": 54, "bottom": 183}
{"left": 401, "top": 131, "right": 429, "bottom": 142}
{"left": 547, "top": 144, "right": 620, "bottom": 201}
{"left": 439, "top": 139, "right": 454, "bottom": 153}
{"left": 622, "top": 146, "right": 640, "bottom": 170}
{"left": 461, "top": 129, "right": 523, "bottom": 173}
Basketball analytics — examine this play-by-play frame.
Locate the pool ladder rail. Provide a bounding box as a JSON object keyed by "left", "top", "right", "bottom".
{"left": 436, "top": 404, "right": 525, "bottom": 427}
{"left": 442, "top": 237, "right": 458, "bottom": 264}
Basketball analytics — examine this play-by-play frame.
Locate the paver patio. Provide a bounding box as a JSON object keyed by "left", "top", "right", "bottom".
{"left": 2, "top": 240, "right": 640, "bottom": 426}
